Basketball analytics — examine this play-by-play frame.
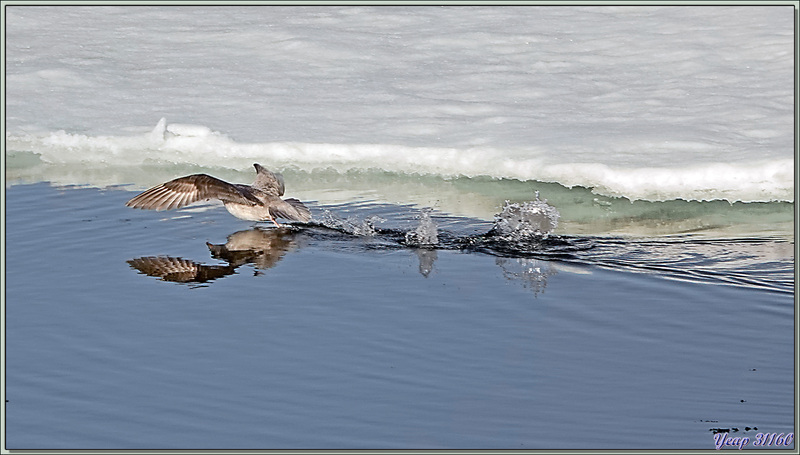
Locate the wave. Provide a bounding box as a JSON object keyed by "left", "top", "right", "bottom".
{"left": 6, "top": 119, "right": 793, "bottom": 204}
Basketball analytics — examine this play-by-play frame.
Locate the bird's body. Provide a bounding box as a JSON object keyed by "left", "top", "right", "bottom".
{"left": 126, "top": 164, "right": 311, "bottom": 226}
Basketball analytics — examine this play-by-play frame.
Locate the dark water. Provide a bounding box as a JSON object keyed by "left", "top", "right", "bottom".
{"left": 4, "top": 183, "right": 795, "bottom": 449}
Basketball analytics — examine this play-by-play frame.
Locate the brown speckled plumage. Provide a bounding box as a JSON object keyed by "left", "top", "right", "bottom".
{"left": 126, "top": 163, "right": 311, "bottom": 226}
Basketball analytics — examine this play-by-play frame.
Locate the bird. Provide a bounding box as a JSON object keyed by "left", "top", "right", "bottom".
{"left": 125, "top": 163, "right": 311, "bottom": 227}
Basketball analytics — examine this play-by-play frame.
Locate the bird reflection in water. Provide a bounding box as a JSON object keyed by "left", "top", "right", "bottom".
{"left": 206, "top": 227, "right": 299, "bottom": 271}
{"left": 127, "top": 257, "right": 236, "bottom": 284}
{"left": 127, "top": 227, "right": 299, "bottom": 285}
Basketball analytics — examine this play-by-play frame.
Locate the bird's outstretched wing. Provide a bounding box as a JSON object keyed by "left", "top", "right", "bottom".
{"left": 252, "top": 163, "right": 285, "bottom": 197}
{"left": 126, "top": 174, "right": 260, "bottom": 211}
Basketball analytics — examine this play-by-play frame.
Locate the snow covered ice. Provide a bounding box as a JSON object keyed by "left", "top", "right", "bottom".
{"left": 5, "top": 6, "right": 794, "bottom": 205}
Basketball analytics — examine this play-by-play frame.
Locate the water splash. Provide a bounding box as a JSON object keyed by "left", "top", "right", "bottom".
{"left": 320, "top": 209, "right": 384, "bottom": 236}
{"left": 491, "top": 193, "right": 560, "bottom": 239}
{"left": 404, "top": 207, "right": 439, "bottom": 247}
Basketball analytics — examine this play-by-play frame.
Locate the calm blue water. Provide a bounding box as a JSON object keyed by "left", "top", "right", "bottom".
{"left": 4, "top": 183, "right": 795, "bottom": 449}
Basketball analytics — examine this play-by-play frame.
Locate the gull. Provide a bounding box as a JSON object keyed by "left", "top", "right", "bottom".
{"left": 126, "top": 163, "right": 311, "bottom": 226}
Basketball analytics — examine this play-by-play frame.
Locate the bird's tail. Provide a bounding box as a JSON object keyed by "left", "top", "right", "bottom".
{"left": 270, "top": 198, "right": 312, "bottom": 223}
